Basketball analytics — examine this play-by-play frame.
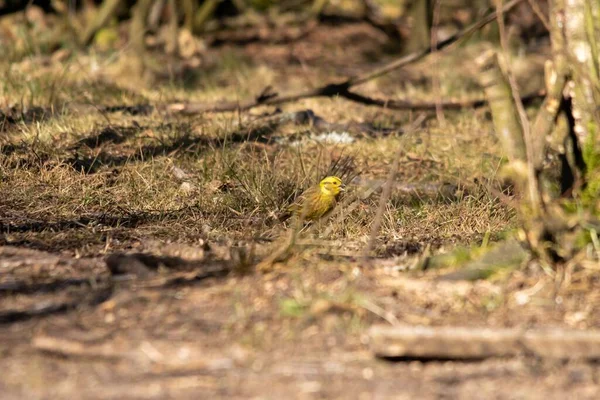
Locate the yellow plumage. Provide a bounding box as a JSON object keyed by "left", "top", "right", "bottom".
{"left": 287, "top": 176, "right": 344, "bottom": 222}
{"left": 259, "top": 176, "right": 345, "bottom": 271}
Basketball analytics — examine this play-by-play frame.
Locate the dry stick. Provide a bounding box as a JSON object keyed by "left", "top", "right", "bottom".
{"left": 33, "top": 335, "right": 124, "bottom": 360}
{"left": 362, "top": 114, "right": 427, "bottom": 262}
{"left": 342, "top": 89, "right": 544, "bottom": 110}
{"left": 167, "top": 87, "right": 545, "bottom": 114}
{"left": 168, "top": 0, "right": 525, "bottom": 115}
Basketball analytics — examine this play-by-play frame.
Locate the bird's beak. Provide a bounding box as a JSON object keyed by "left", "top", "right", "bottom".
{"left": 340, "top": 184, "right": 346, "bottom": 192}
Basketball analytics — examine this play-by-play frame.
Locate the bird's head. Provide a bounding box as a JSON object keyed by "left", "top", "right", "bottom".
{"left": 319, "top": 176, "right": 344, "bottom": 197}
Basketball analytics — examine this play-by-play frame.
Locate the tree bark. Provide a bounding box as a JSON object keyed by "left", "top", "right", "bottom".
{"left": 405, "top": 0, "right": 433, "bottom": 53}
{"left": 475, "top": 50, "right": 527, "bottom": 162}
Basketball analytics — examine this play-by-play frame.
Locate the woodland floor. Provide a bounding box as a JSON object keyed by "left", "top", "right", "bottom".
{"left": 1, "top": 16, "right": 600, "bottom": 399}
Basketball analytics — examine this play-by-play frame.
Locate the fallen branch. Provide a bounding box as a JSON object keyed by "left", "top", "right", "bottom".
{"left": 167, "top": 0, "right": 526, "bottom": 115}
{"left": 345, "top": 89, "right": 548, "bottom": 111}
{"left": 370, "top": 325, "right": 600, "bottom": 360}
{"left": 33, "top": 334, "right": 124, "bottom": 360}
{"left": 168, "top": 89, "right": 545, "bottom": 115}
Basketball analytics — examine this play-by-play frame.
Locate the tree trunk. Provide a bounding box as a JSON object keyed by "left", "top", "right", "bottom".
{"left": 476, "top": 0, "right": 600, "bottom": 265}
{"left": 405, "top": 0, "right": 433, "bottom": 53}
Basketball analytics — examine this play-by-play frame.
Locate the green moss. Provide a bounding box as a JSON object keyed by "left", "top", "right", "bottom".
{"left": 582, "top": 122, "right": 599, "bottom": 170}
{"left": 578, "top": 122, "right": 600, "bottom": 212}
{"left": 421, "top": 246, "right": 475, "bottom": 270}
{"left": 574, "top": 228, "right": 593, "bottom": 249}
{"left": 561, "top": 199, "right": 579, "bottom": 214}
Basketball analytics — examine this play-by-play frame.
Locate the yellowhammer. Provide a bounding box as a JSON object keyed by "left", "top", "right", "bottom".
{"left": 287, "top": 176, "right": 345, "bottom": 223}
{"left": 259, "top": 176, "right": 345, "bottom": 271}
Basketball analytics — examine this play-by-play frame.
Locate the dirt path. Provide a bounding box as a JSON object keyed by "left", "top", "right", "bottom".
{"left": 1, "top": 246, "right": 599, "bottom": 399}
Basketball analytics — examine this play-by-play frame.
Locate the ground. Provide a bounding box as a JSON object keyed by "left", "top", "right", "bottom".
{"left": 1, "top": 10, "right": 599, "bottom": 399}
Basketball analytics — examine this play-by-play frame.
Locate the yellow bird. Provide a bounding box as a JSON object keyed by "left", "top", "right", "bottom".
{"left": 287, "top": 176, "right": 345, "bottom": 223}
{"left": 260, "top": 176, "right": 345, "bottom": 271}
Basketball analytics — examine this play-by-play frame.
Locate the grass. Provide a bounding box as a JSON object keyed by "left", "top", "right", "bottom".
{"left": 0, "top": 107, "right": 514, "bottom": 259}
{"left": 0, "top": 8, "right": 523, "bottom": 269}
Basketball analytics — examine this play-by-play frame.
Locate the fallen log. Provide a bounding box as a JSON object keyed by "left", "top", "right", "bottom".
{"left": 370, "top": 325, "right": 600, "bottom": 360}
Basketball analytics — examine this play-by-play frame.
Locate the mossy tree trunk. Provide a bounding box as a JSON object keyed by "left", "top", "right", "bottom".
{"left": 477, "top": 0, "right": 600, "bottom": 266}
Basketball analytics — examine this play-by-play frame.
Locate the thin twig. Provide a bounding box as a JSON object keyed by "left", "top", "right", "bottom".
{"left": 360, "top": 298, "right": 400, "bottom": 326}
{"left": 362, "top": 114, "right": 427, "bottom": 262}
